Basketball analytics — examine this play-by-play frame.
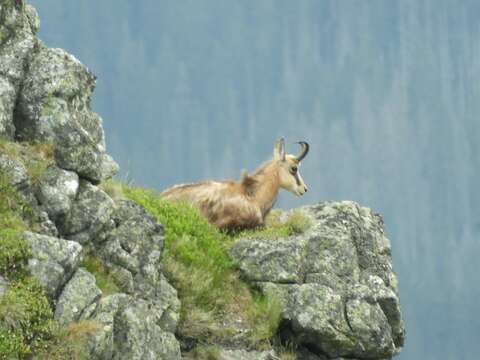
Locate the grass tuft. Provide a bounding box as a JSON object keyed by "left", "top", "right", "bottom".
{"left": 99, "top": 179, "right": 126, "bottom": 200}
{"left": 231, "top": 209, "right": 311, "bottom": 240}
{"left": 81, "top": 255, "right": 121, "bottom": 296}
{"left": 186, "top": 344, "right": 221, "bottom": 360}
{"left": 0, "top": 169, "right": 30, "bottom": 281}
{"left": 0, "top": 277, "right": 56, "bottom": 359}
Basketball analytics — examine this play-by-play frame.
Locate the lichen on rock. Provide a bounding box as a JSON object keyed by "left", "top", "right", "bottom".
{"left": 230, "top": 202, "right": 405, "bottom": 359}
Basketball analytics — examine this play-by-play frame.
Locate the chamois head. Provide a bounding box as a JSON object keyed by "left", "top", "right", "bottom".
{"left": 273, "top": 138, "right": 309, "bottom": 196}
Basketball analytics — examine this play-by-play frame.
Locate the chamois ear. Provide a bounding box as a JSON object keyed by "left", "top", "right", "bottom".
{"left": 273, "top": 137, "right": 286, "bottom": 161}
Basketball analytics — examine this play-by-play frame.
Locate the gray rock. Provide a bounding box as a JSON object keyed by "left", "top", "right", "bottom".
{"left": 86, "top": 293, "right": 130, "bottom": 360}
{"left": 24, "top": 4, "right": 40, "bottom": 35}
{"left": 15, "top": 45, "right": 118, "bottom": 182}
{"left": 0, "top": 153, "right": 29, "bottom": 187}
{"left": 217, "top": 349, "right": 277, "bottom": 360}
{"left": 24, "top": 231, "right": 83, "bottom": 298}
{"left": 54, "top": 118, "right": 119, "bottom": 183}
{"left": 62, "top": 180, "right": 115, "bottom": 244}
{"left": 230, "top": 236, "right": 306, "bottom": 283}
{"left": 100, "top": 200, "right": 166, "bottom": 295}
{"left": 230, "top": 201, "right": 405, "bottom": 359}
{"left": 113, "top": 299, "right": 181, "bottom": 360}
{"left": 0, "top": 77, "right": 16, "bottom": 138}
{"left": 54, "top": 268, "right": 102, "bottom": 326}
{"left": 88, "top": 199, "right": 182, "bottom": 358}
{"left": 35, "top": 165, "right": 79, "bottom": 223}
{"left": 0, "top": 0, "right": 38, "bottom": 139}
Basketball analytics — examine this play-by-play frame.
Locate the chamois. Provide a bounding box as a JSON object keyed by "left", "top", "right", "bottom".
{"left": 160, "top": 138, "right": 309, "bottom": 230}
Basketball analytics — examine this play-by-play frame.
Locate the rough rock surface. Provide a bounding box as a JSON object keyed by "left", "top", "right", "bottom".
{"left": 0, "top": 1, "right": 38, "bottom": 139}
{"left": 24, "top": 231, "right": 83, "bottom": 299}
{"left": 54, "top": 268, "right": 102, "bottom": 326}
{"left": 83, "top": 293, "right": 130, "bottom": 360}
{"left": 113, "top": 298, "right": 181, "bottom": 360}
{"left": 216, "top": 349, "right": 277, "bottom": 360}
{"left": 231, "top": 202, "right": 405, "bottom": 359}
{"left": 0, "top": 152, "right": 29, "bottom": 186}
{"left": 61, "top": 180, "right": 115, "bottom": 244}
{"left": 35, "top": 165, "right": 79, "bottom": 223}
{"left": 15, "top": 41, "right": 118, "bottom": 182}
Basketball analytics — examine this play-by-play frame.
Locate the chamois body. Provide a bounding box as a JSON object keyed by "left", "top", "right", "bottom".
{"left": 160, "top": 138, "right": 309, "bottom": 230}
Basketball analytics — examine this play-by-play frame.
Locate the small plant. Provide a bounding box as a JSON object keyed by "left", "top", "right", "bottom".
{"left": 0, "top": 229, "right": 31, "bottom": 279}
{"left": 81, "top": 255, "right": 121, "bottom": 296}
{"left": 231, "top": 209, "right": 311, "bottom": 240}
{"left": 0, "top": 277, "right": 56, "bottom": 359}
{"left": 0, "top": 171, "right": 30, "bottom": 281}
{"left": 247, "top": 293, "right": 283, "bottom": 346}
{"left": 185, "top": 344, "right": 221, "bottom": 360}
{"left": 34, "top": 320, "right": 101, "bottom": 360}
{"left": 99, "top": 179, "right": 126, "bottom": 200}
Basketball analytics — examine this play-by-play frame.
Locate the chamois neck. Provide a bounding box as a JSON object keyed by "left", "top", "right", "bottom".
{"left": 248, "top": 161, "right": 280, "bottom": 216}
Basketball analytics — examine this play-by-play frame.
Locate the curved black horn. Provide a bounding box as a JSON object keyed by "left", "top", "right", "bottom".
{"left": 296, "top": 141, "right": 309, "bottom": 162}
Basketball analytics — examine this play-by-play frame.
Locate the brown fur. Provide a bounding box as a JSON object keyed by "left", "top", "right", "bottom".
{"left": 160, "top": 161, "right": 280, "bottom": 230}
{"left": 160, "top": 139, "right": 308, "bottom": 230}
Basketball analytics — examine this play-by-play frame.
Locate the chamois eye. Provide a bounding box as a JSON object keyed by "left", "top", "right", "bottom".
{"left": 290, "top": 166, "right": 298, "bottom": 174}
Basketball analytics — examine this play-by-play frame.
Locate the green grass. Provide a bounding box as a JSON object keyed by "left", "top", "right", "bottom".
{"left": 0, "top": 170, "right": 30, "bottom": 281}
{"left": 81, "top": 255, "right": 121, "bottom": 296}
{"left": 123, "top": 185, "right": 284, "bottom": 348}
{"left": 185, "top": 344, "right": 221, "bottom": 360}
{"left": 0, "top": 277, "right": 56, "bottom": 358}
{"left": 0, "top": 276, "right": 97, "bottom": 359}
{"left": 231, "top": 209, "right": 311, "bottom": 240}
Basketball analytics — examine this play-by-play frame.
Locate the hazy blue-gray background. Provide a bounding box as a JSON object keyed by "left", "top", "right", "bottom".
{"left": 29, "top": 1, "right": 479, "bottom": 359}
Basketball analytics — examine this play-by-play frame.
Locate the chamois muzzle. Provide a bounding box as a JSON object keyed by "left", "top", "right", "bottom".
{"left": 295, "top": 141, "right": 309, "bottom": 162}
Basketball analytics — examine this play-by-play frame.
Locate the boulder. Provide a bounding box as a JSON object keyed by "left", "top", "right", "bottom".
{"left": 0, "top": 153, "right": 29, "bottom": 187}
{"left": 85, "top": 293, "right": 130, "bottom": 360}
{"left": 15, "top": 45, "right": 118, "bottom": 182}
{"left": 24, "top": 231, "right": 82, "bottom": 299}
{"left": 61, "top": 180, "right": 115, "bottom": 244}
{"left": 0, "top": 0, "right": 39, "bottom": 139}
{"left": 99, "top": 199, "right": 166, "bottom": 297}
{"left": 54, "top": 267, "right": 102, "bottom": 326}
{"left": 94, "top": 199, "right": 182, "bottom": 358}
{"left": 230, "top": 201, "right": 405, "bottom": 359}
{"left": 112, "top": 299, "right": 181, "bottom": 360}
{"left": 35, "top": 165, "right": 79, "bottom": 223}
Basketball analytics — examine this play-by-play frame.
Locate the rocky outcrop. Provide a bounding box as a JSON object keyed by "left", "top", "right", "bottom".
{"left": 0, "top": 1, "right": 181, "bottom": 359}
{"left": 15, "top": 44, "right": 119, "bottom": 183}
{"left": 230, "top": 202, "right": 405, "bottom": 359}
